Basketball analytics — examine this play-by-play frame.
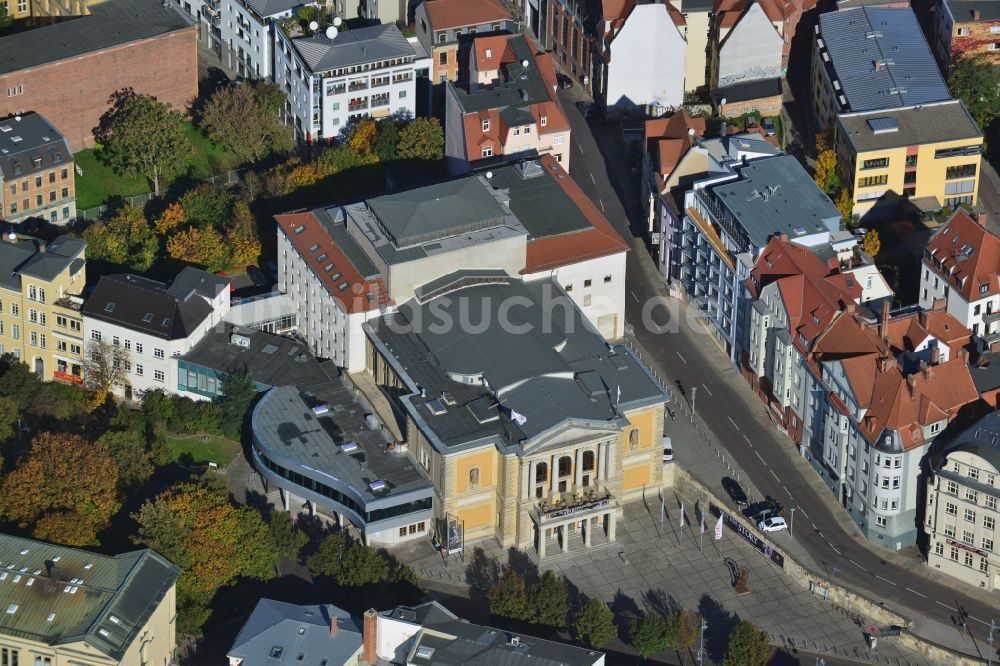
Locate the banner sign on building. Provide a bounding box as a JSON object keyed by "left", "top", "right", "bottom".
{"left": 709, "top": 503, "right": 785, "bottom": 569}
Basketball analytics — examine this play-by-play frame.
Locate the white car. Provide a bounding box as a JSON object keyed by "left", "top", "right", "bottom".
{"left": 662, "top": 436, "right": 673, "bottom": 462}
{"left": 758, "top": 516, "right": 787, "bottom": 532}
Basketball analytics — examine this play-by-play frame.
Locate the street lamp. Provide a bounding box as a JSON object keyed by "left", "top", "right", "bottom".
{"left": 697, "top": 619, "right": 708, "bottom": 666}
{"left": 690, "top": 386, "right": 697, "bottom": 423}
{"left": 789, "top": 507, "right": 795, "bottom": 536}
{"left": 988, "top": 618, "right": 997, "bottom": 666}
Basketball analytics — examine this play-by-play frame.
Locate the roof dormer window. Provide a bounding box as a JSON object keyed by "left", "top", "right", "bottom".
{"left": 540, "top": 115, "right": 547, "bottom": 127}
{"left": 482, "top": 118, "right": 490, "bottom": 132}
{"left": 485, "top": 48, "right": 492, "bottom": 58}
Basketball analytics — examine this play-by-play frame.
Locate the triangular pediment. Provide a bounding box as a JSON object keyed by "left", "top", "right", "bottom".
{"left": 522, "top": 420, "right": 622, "bottom": 456}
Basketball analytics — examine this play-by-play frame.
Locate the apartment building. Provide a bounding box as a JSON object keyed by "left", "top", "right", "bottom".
{"left": 918, "top": 208, "right": 1000, "bottom": 344}
{"left": 415, "top": 0, "right": 517, "bottom": 86}
{"left": 82, "top": 268, "right": 230, "bottom": 400}
{"left": 592, "top": 0, "right": 687, "bottom": 117}
{"left": 228, "top": 599, "right": 364, "bottom": 666}
{"left": 743, "top": 235, "right": 893, "bottom": 444}
{"left": 710, "top": 0, "right": 784, "bottom": 117}
{"left": 0, "top": 234, "right": 85, "bottom": 383}
{"left": 716, "top": 0, "right": 817, "bottom": 73}
{"left": 679, "top": 153, "right": 842, "bottom": 361}
{"left": 275, "top": 155, "right": 629, "bottom": 372}
{"left": 0, "top": 112, "right": 75, "bottom": 225}
{"left": 0, "top": 0, "right": 197, "bottom": 150}
{"left": 274, "top": 22, "right": 429, "bottom": 142}
{"left": 0, "top": 533, "right": 179, "bottom": 666}
{"left": 835, "top": 100, "right": 983, "bottom": 222}
{"left": 532, "top": 0, "right": 593, "bottom": 86}
{"left": 444, "top": 34, "right": 571, "bottom": 173}
{"left": 364, "top": 276, "right": 668, "bottom": 557}
{"left": 812, "top": 5, "right": 951, "bottom": 132}
{"left": 640, "top": 110, "right": 706, "bottom": 238}
{"left": 930, "top": 0, "right": 1000, "bottom": 69}
{"left": 925, "top": 410, "right": 1000, "bottom": 592}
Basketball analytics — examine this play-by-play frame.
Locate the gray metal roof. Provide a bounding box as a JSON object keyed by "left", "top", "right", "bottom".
{"left": 166, "top": 266, "right": 230, "bottom": 301}
{"left": 0, "top": 534, "right": 179, "bottom": 661}
{"left": 366, "top": 275, "right": 667, "bottom": 450}
{"left": 818, "top": 6, "right": 950, "bottom": 112}
{"left": 450, "top": 35, "right": 552, "bottom": 114}
{"left": 837, "top": 100, "right": 982, "bottom": 153}
{"left": 939, "top": 409, "right": 1000, "bottom": 478}
{"left": 291, "top": 23, "right": 416, "bottom": 74}
{"left": 385, "top": 602, "right": 604, "bottom": 666}
{"left": 708, "top": 155, "right": 841, "bottom": 249}
{"left": 488, "top": 161, "right": 597, "bottom": 239}
{"left": 228, "top": 599, "right": 362, "bottom": 666}
{"left": 0, "top": 0, "right": 192, "bottom": 76}
{"left": 946, "top": 0, "right": 1000, "bottom": 21}
{"left": 242, "top": 0, "right": 303, "bottom": 18}
{"left": 0, "top": 113, "right": 72, "bottom": 181}
{"left": 0, "top": 234, "right": 83, "bottom": 292}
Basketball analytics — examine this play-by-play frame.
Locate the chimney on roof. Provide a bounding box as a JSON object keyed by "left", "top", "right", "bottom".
{"left": 921, "top": 360, "right": 932, "bottom": 380}
{"left": 363, "top": 608, "right": 377, "bottom": 664}
{"left": 330, "top": 614, "right": 338, "bottom": 636}
{"left": 906, "top": 372, "right": 917, "bottom": 396}
{"left": 976, "top": 211, "right": 989, "bottom": 227}
{"left": 47, "top": 562, "right": 59, "bottom": 583}
{"left": 879, "top": 299, "right": 890, "bottom": 342}
{"left": 918, "top": 309, "right": 927, "bottom": 328}
{"left": 960, "top": 347, "right": 971, "bottom": 364}
{"left": 780, "top": 234, "right": 788, "bottom": 242}
{"left": 972, "top": 8, "right": 981, "bottom": 19}
{"left": 931, "top": 346, "right": 941, "bottom": 366}
{"left": 932, "top": 298, "right": 946, "bottom": 312}
{"left": 877, "top": 354, "right": 892, "bottom": 373}
{"left": 827, "top": 257, "right": 839, "bottom": 274}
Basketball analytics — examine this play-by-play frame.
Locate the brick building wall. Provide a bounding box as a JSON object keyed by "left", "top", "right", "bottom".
{"left": 951, "top": 19, "right": 1000, "bottom": 63}
{"left": 546, "top": 0, "right": 590, "bottom": 85}
{"left": 0, "top": 26, "right": 198, "bottom": 151}
{"left": 0, "top": 163, "right": 75, "bottom": 223}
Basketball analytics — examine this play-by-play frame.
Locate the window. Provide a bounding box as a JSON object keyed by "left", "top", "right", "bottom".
{"left": 10, "top": 325, "right": 17, "bottom": 340}
{"left": 91, "top": 330, "right": 102, "bottom": 342}
{"left": 584, "top": 279, "right": 592, "bottom": 287}
{"left": 541, "top": 115, "right": 548, "bottom": 127}
{"left": 135, "top": 364, "right": 143, "bottom": 376}
{"left": 946, "top": 502, "right": 958, "bottom": 516}
{"left": 1, "top": 648, "right": 19, "bottom": 666}
{"left": 965, "top": 507, "right": 976, "bottom": 522}
{"left": 439, "top": 51, "right": 447, "bottom": 64}
{"left": 9, "top": 303, "right": 16, "bottom": 316}
{"left": 468, "top": 467, "right": 480, "bottom": 489}
{"left": 154, "top": 369, "right": 165, "bottom": 382}
{"left": 957, "top": 27, "right": 970, "bottom": 36}
{"left": 946, "top": 163, "right": 977, "bottom": 180}
{"left": 986, "top": 515, "right": 996, "bottom": 530}
{"left": 629, "top": 428, "right": 639, "bottom": 450}
{"left": 950, "top": 546, "right": 960, "bottom": 561}
{"left": 136, "top": 343, "right": 143, "bottom": 354}
{"left": 966, "top": 488, "right": 978, "bottom": 503}
{"left": 981, "top": 557, "right": 989, "bottom": 573}
{"left": 862, "top": 157, "right": 889, "bottom": 169}
{"left": 513, "top": 127, "right": 520, "bottom": 136}
{"left": 987, "top": 495, "right": 998, "bottom": 511}
{"left": 983, "top": 537, "right": 994, "bottom": 552}
{"left": 935, "top": 541, "right": 944, "bottom": 556}
{"left": 875, "top": 515, "right": 887, "bottom": 527}
{"left": 892, "top": 476, "right": 900, "bottom": 489}
{"left": 481, "top": 146, "right": 493, "bottom": 158}
{"left": 858, "top": 174, "right": 888, "bottom": 188}
{"left": 964, "top": 551, "right": 974, "bottom": 567}
{"left": 946, "top": 480, "right": 959, "bottom": 494}
{"left": 154, "top": 348, "right": 164, "bottom": 359}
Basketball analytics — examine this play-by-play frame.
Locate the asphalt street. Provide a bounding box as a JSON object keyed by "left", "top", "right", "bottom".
{"left": 555, "top": 85, "right": 1000, "bottom": 662}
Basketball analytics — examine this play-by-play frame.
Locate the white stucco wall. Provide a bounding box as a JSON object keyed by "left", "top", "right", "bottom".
{"left": 606, "top": 4, "right": 686, "bottom": 111}
{"left": 717, "top": 3, "right": 783, "bottom": 87}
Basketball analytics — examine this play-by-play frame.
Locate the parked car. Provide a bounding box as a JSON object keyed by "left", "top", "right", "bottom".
{"left": 852, "top": 227, "right": 870, "bottom": 237}
{"left": 762, "top": 117, "right": 776, "bottom": 136}
{"left": 576, "top": 101, "right": 593, "bottom": 118}
{"left": 557, "top": 73, "right": 573, "bottom": 89}
{"left": 743, "top": 497, "right": 782, "bottom": 521}
{"left": 248, "top": 266, "right": 268, "bottom": 287}
{"left": 758, "top": 516, "right": 787, "bottom": 532}
{"left": 721, "top": 477, "right": 748, "bottom": 505}
{"left": 662, "top": 437, "right": 673, "bottom": 462}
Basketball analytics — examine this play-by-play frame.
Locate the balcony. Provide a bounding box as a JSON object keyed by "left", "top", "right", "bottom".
{"left": 532, "top": 488, "right": 616, "bottom": 526}
{"left": 983, "top": 311, "right": 1000, "bottom": 324}
{"left": 686, "top": 206, "right": 735, "bottom": 271}
{"left": 348, "top": 81, "right": 369, "bottom": 92}
{"left": 348, "top": 102, "right": 369, "bottom": 112}
{"left": 371, "top": 95, "right": 390, "bottom": 108}
{"left": 392, "top": 73, "right": 412, "bottom": 84}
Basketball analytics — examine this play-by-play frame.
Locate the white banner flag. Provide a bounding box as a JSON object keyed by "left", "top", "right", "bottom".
{"left": 700, "top": 510, "right": 706, "bottom": 534}
{"left": 659, "top": 497, "right": 665, "bottom": 526}
{"left": 715, "top": 514, "right": 724, "bottom": 540}
{"left": 510, "top": 409, "right": 527, "bottom": 425}
{"left": 679, "top": 503, "right": 685, "bottom": 527}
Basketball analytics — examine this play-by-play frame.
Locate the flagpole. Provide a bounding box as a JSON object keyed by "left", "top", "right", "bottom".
{"left": 700, "top": 511, "right": 704, "bottom": 552}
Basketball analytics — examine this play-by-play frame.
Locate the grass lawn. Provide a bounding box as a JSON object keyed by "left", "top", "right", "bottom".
{"left": 74, "top": 122, "right": 242, "bottom": 210}
{"left": 164, "top": 433, "right": 242, "bottom": 467}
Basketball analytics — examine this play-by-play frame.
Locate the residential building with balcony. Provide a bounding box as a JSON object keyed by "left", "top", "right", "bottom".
{"left": 364, "top": 275, "right": 668, "bottom": 558}
{"left": 835, "top": 100, "right": 983, "bottom": 222}
{"left": 274, "top": 22, "right": 430, "bottom": 142}
{"left": 807, "top": 306, "right": 978, "bottom": 548}
{"left": 640, "top": 110, "right": 707, "bottom": 238}
{"left": 444, "top": 34, "right": 571, "bottom": 174}
{"left": 925, "top": 410, "right": 1000, "bottom": 592}
{"left": 678, "top": 153, "right": 842, "bottom": 361}
{"left": 415, "top": 0, "right": 517, "bottom": 88}
{"left": 929, "top": 0, "right": 1000, "bottom": 69}
{"left": 275, "top": 155, "right": 628, "bottom": 373}
{"left": 811, "top": 5, "right": 952, "bottom": 132}
{"left": 0, "top": 234, "right": 85, "bottom": 384}
{"left": 0, "top": 112, "right": 75, "bottom": 225}
{"left": 0, "top": 533, "right": 179, "bottom": 666}
{"left": 82, "top": 267, "right": 230, "bottom": 400}
{"left": 919, "top": 208, "right": 1000, "bottom": 346}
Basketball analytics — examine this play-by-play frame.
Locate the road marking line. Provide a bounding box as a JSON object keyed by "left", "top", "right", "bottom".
{"left": 676, "top": 351, "right": 688, "bottom": 364}
{"left": 935, "top": 601, "right": 957, "bottom": 612}
{"left": 703, "top": 384, "right": 713, "bottom": 396}
{"left": 756, "top": 451, "right": 765, "bottom": 462}
{"left": 742, "top": 434, "right": 751, "bottom": 443}
{"left": 798, "top": 508, "right": 809, "bottom": 519}
{"left": 848, "top": 559, "right": 870, "bottom": 573}
{"left": 769, "top": 470, "right": 780, "bottom": 481}
{"left": 809, "top": 521, "right": 817, "bottom": 529}
{"left": 630, "top": 291, "right": 640, "bottom": 302}
{"left": 599, "top": 198, "right": 606, "bottom": 212}
{"left": 782, "top": 484, "right": 792, "bottom": 498}
{"left": 905, "top": 587, "right": 928, "bottom": 599}
{"left": 590, "top": 172, "right": 596, "bottom": 184}
{"left": 728, "top": 416, "right": 736, "bottom": 426}
{"left": 874, "top": 575, "right": 896, "bottom": 586}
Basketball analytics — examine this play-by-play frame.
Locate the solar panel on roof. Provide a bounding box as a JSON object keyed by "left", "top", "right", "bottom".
{"left": 867, "top": 117, "right": 898, "bottom": 133}
{"left": 369, "top": 480, "right": 387, "bottom": 492}
{"left": 341, "top": 441, "right": 359, "bottom": 453}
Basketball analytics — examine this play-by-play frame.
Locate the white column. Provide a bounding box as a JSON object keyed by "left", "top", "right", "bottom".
{"left": 561, "top": 524, "right": 569, "bottom": 552}
{"left": 596, "top": 442, "right": 605, "bottom": 482}
{"left": 522, "top": 460, "right": 531, "bottom": 499}
{"left": 584, "top": 518, "right": 592, "bottom": 547}
{"left": 607, "top": 512, "right": 617, "bottom": 542}
{"left": 538, "top": 525, "right": 546, "bottom": 559}
{"left": 574, "top": 448, "right": 583, "bottom": 488}
{"left": 550, "top": 454, "right": 558, "bottom": 494}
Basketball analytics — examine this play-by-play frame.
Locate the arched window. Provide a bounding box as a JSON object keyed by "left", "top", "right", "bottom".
{"left": 582, "top": 450, "right": 595, "bottom": 471}
{"left": 535, "top": 462, "right": 548, "bottom": 483}
{"left": 629, "top": 428, "right": 640, "bottom": 450}
{"left": 469, "top": 467, "right": 480, "bottom": 489}
{"left": 558, "top": 456, "right": 572, "bottom": 477}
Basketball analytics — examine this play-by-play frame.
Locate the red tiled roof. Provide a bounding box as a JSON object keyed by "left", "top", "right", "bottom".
{"left": 424, "top": 0, "right": 512, "bottom": 30}
{"left": 643, "top": 110, "right": 706, "bottom": 187}
{"left": 274, "top": 212, "right": 389, "bottom": 315}
{"left": 473, "top": 35, "right": 510, "bottom": 71}
{"left": 883, "top": 309, "right": 971, "bottom": 357}
{"left": 924, "top": 208, "right": 1000, "bottom": 303}
{"left": 524, "top": 155, "right": 630, "bottom": 272}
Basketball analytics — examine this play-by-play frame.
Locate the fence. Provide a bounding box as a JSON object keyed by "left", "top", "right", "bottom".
{"left": 76, "top": 168, "right": 245, "bottom": 221}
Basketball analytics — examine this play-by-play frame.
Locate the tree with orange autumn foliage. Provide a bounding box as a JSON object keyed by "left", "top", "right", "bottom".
{"left": 0, "top": 432, "right": 120, "bottom": 546}
{"left": 154, "top": 201, "right": 186, "bottom": 234}
{"left": 166, "top": 225, "right": 229, "bottom": 272}
{"left": 227, "top": 200, "right": 262, "bottom": 268}
{"left": 132, "top": 476, "right": 278, "bottom": 632}
{"left": 348, "top": 118, "right": 379, "bottom": 160}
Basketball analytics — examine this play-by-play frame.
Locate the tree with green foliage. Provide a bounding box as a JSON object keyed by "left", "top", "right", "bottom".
{"left": 94, "top": 89, "right": 193, "bottom": 196}
{"left": 948, "top": 55, "right": 1000, "bottom": 130}
{"left": 630, "top": 612, "right": 669, "bottom": 659}
{"left": 133, "top": 477, "right": 279, "bottom": 633}
{"left": 391, "top": 563, "right": 424, "bottom": 605}
{"left": 82, "top": 203, "right": 160, "bottom": 272}
{"left": 723, "top": 620, "right": 771, "bottom": 666}
{"left": 337, "top": 542, "right": 390, "bottom": 586}
{"left": 178, "top": 183, "right": 234, "bottom": 229}
{"left": 488, "top": 568, "right": 529, "bottom": 621}
{"left": 307, "top": 531, "right": 347, "bottom": 576}
{"left": 318, "top": 144, "right": 361, "bottom": 176}
{"left": 268, "top": 512, "right": 309, "bottom": 561}
{"left": 668, "top": 609, "right": 702, "bottom": 664}
{"left": 1, "top": 432, "right": 120, "bottom": 546}
{"left": 201, "top": 81, "right": 293, "bottom": 163}
{"left": 813, "top": 133, "right": 840, "bottom": 194}
{"left": 143, "top": 389, "right": 177, "bottom": 433}
{"left": 218, "top": 368, "right": 256, "bottom": 439}
{"left": 397, "top": 117, "right": 444, "bottom": 162}
{"left": 0, "top": 355, "right": 41, "bottom": 411}
{"left": 374, "top": 121, "right": 400, "bottom": 162}
{"left": 530, "top": 570, "right": 569, "bottom": 628}
{"left": 574, "top": 597, "right": 616, "bottom": 649}
{"left": 0, "top": 395, "right": 18, "bottom": 445}
{"left": 97, "top": 429, "right": 156, "bottom": 491}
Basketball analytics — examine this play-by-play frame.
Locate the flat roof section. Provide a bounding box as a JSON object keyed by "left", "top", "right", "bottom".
{"left": 837, "top": 100, "right": 982, "bottom": 153}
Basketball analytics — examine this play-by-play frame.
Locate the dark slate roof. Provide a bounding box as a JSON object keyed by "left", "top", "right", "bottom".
{"left": 0, "top": 234, "right": 84, "bottom": 291}
{"left": 228, "top": 599, "right": 362, "bottom": 666}
{"left": 291, "top": 23, "right": 416, "bottom": 74}
{"left": 450, "top": 35, "right": 551, "bottom": 114}
{"left": 818, "top": 6, "right": 950, "bottom": 112}
{"left": 714, "top": 77, "right": 782, "bottom": 103}
{"left": 940, "top": 410, "right": 1000, "bottom": 477}
{"left": 384, "top": 602, "right": 604, "bottom": 666}
{"left": 0, "top": 0, "right": 192, "bottom": 75}
{"left": 0, "top": 113, "right": 72, "bottom": 181}
{"left": 166, "top": 265, "right": 230, "bottom": 301}
{"left": 242, "top": 0, "right": 302, "bottom": 17}
{"left": 82, "top": 270, "right": 227, "bottom": 341}
{"left": 366, "top": 275, "right": 667, "bottom": 450}
{"left": 947, "top": 0, "right": 1000, "bottom": 21}
{"left": 708, "top": 155, "right": 842, "bottom": 249}
{"left": 837, "top": 100, "right": 982, "bottom": 153}
{"left": 0, "top": 534, "right": 179, "bottom": 661}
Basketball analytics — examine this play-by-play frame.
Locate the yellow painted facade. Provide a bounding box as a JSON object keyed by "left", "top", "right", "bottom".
{"left": 622, "top": 464, "right": 651, "bottom": 491}
{"left": 454, "top": 447, "right": 496, "bottom": 494}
